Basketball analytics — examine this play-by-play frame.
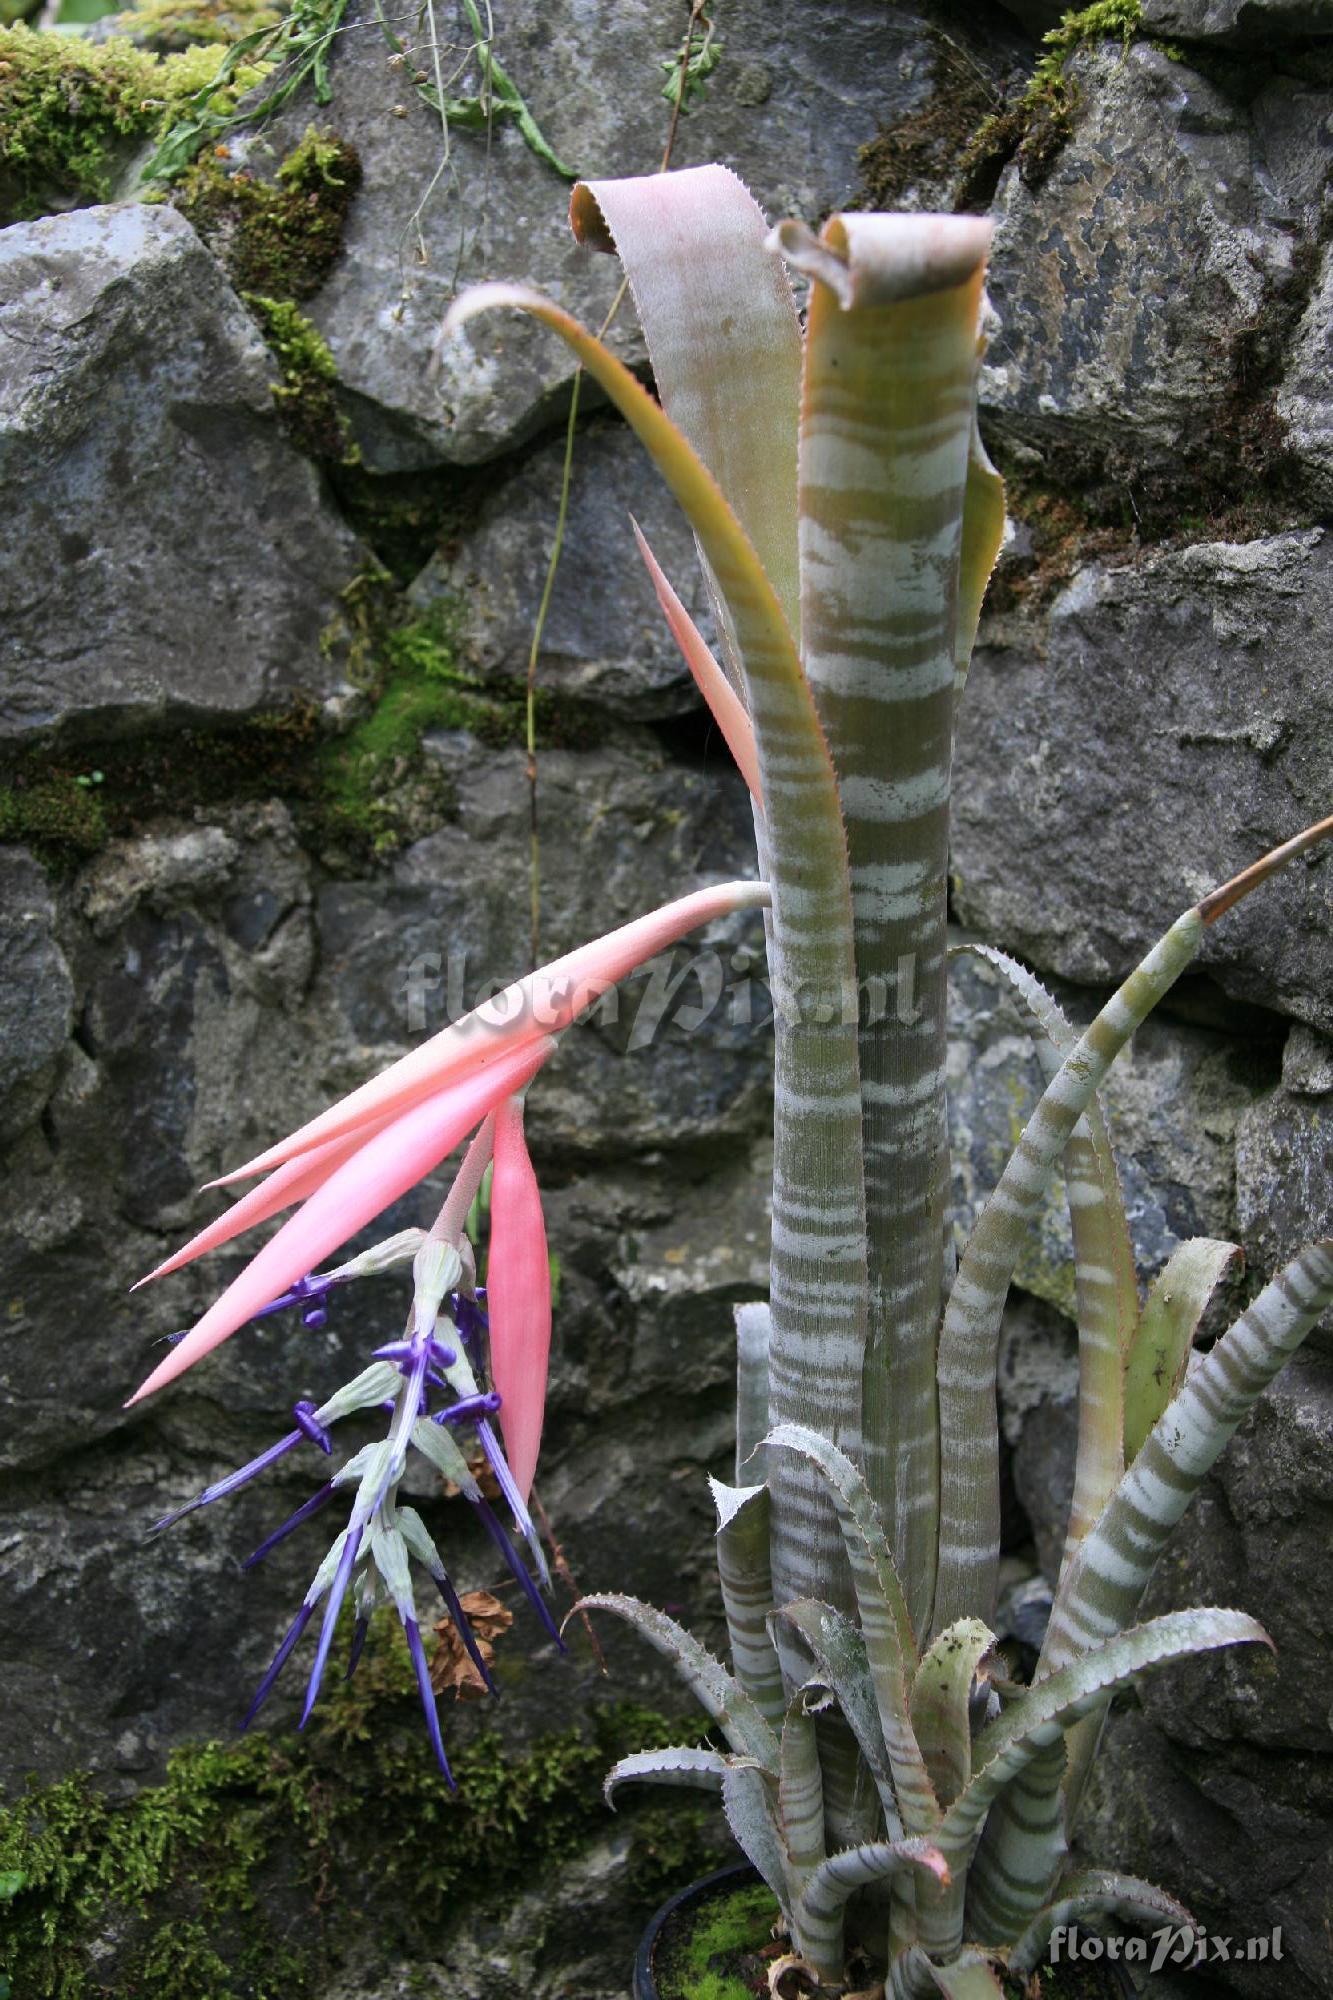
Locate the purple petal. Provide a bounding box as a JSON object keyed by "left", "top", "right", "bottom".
{"left": 432, "top": 1391, "right": 502, "bottom": 1428}
{"left": 345, "top": 1614, "right": 370, "bottom": 1681}
{"left": 476, "top": 1418, "right": 549, "bottom": 1586}
{"left": 242, "top": 1598, "right": 316, "bottom": 1727}
{"left": 472, "top": 1496, "right": 565, "bottom": 1652}
{"left": 301, "top": 1526, "right": 363, "bottom": 1726}
{"left": 150, "top": 1430, "right": 303, "bottom": 1533}
{"left": 243, "top": 1481, "right": 338, "bottom": 1569}
{"left": 404, "top": 1616, "right": 455, "bottom": 1786}
{"left": 292, "top": 1401, "right": 334, "bottom": 1454}
{"left": 436, "top": 1568, "right": 498, "bottom": 1698}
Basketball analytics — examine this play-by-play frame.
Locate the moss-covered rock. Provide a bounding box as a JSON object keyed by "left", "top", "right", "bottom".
{"left": 0, "top": 22, "right": 265, "bottom": 222}
{"left": 0, "top": 1620, "right": 710, "bottom": 1999}
{"left": 173, "top": 124, "right": 361, "bottom": 301}
{"left": 91, "top": 0, "right": 282, "bottom": 53}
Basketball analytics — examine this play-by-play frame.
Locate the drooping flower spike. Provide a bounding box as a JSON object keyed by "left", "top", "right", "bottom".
{"left": 487, "top": 1093, "right": 550, "bottom": 1505}
{"left": 140, "top": 880, "right": 768, "bottom": 1768}
{"left": 127, "top": 1034, "right": 557, "bottom": 1404}
{"left": 207, "top": 881, "right": 769, "bottom": 1188}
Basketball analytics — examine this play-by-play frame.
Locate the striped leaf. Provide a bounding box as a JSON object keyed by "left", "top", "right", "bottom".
{"left": 776, "top": 213, "right": 993, "bottom": 1636}
{"left": 603, "top": 1746, "right": 728, "bottom": 1807}
{"left": 721, "top": 1759, "right": 789, "bottom": 1911}
{"left": 891, "top": 1946, "right": 1007, "bottom": 1999}
{"left": 1043, "top": 1239, "right": 1333, "bottom": 1671}
{"left": 734, "top": 1300, "right": 772, "bottom": 1485}
{"left": 573, "top": 1593, "right": 779, "bottom": 1770}
{"left": 1123, "top": 1237, "right": 1242, "bottom": 1460}
{"left": 953, "top": 942, "right": 1139, "bottom": 1578}
{"left": 779, "top": 1598, "right": 903, "bottom": 1839}
{"left": 910, "top": 1618, "right": 996, "bottom": 1808}
{"left": 778, "top": 1690, "right": 827, "bottom": 1898}
{"left": 767, "top": 1423, "right": 937, "bottom": 1834}
{"left": 954, "top": 421, "right": 1006, "bottom": 698}
{"left": 1009, "top": 1870, "right": 1194, "bottom": 1977}
{"left": 711, "top": 1478, "right": 785, "bottom": 1731}
{"left": 932, "top": 909, "right": 1205, "bottom": 1635}
{"left": 472, "top": 177, "right": 873, "bottom": 1664}
{"left": 963, "top": 1737, "right": 1067, "bottom": 1948}
{"left": 797, "top": 1838, "right": 951, "bottom": 1986}
{"left": 940, "top": 1608, "right": 1270, "bottom": 1857}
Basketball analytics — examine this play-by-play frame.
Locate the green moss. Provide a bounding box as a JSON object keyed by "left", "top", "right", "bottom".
{"left": 99, "top": 0, "right": 282, "bottom": 53}
{"left": 0, "top": 23, "right": 266, "bottom": 221}
{"left": 174, "top": 124, "right": 361, "bottom": 301}
{"left": 0, "top": 1634, "right": 702, "bottom": 2000}
{"left": 959, "top": 0, "right": 1142, "bottom": 197}
{"left": 654, "top": 1880, "right": 778, "bottom": 2000}
{"left": 0, "top": 773, "right": 108, "bottom": 855}
{"left": 246, "top": 293, "right": 358, "bottom": 463}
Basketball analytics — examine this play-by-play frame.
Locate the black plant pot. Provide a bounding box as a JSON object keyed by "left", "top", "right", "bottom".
{"left": 633, "top": 1861, "right": 764, "bottom": 2000}
{"left": 634, "top": 1862, "right": 1139, "bottom": 2000}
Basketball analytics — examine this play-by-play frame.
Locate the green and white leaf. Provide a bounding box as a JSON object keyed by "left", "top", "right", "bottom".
{"left": 1009, "top": 1871, "right": 1195, "bottom": 1977}
{"left": 603, "top": 1747, "right": 729, "bottom": 1808}
{"left": 934, "top": 909, "right": 1205, "bottom": 1634}
{"left": 910, "top": 1618, "right": 995, "bottom": 1807}
{"left": 941, "top": 1608, "right": 1269, "bottom": 1855}
{"left": 767, "top": 1423, "right": 936, "bottom": 1832}
{"left": 1123, "top": 1237, "right": 1242, "bottom": 1460}
{"left": 797, "top": 1838, "right": 951, "bottom": 1985}
{"left": 721, "top": 1760, "right": 789, "bottom": 1910}
{"left": 1044, "top": 1239, "right": 1333, "bottom": 1670}
{"left": 780, "top": 1598, "right": 903, "bottom": 1839}
{"left": 573, "top": 1593, "right": 779, "bottom": 1770}
{"left": 711, "top": 1477, "right": 785, "bottom": 1730}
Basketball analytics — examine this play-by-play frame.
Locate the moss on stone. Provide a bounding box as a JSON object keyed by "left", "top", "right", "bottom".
{"left": 0, "top": 1624, "right": 701, "bottom": 2000}
{"left": 246, "top": 293, "right": 359, "bottom": 463}
{"left": 97, "top": 0, "right": 282, "bottom": 53}
{"left": 0, "top": 23, "right": 265, "bottom": 222}
{"left": 173, "top": 124, "right": 361, "bottom": 302}
{"left": 959, "top": 0, "right": 1143, "bottom": 200}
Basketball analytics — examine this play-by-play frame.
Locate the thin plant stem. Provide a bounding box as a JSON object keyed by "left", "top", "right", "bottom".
{"left": 523, "top": 0, "right": 710, "bottom": 966}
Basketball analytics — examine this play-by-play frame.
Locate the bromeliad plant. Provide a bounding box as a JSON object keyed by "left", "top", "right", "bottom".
{"left": 134, "top": 165, "right": 1333, "bottom": 1994}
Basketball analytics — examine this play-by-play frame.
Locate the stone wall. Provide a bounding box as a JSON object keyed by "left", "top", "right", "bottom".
{"left": 2, "top": 1, "right": 1332, "bottom": 1994}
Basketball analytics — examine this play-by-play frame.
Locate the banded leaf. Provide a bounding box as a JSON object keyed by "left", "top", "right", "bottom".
{"left": 796, "top": 1838, "right": 951, "bottom": 1986}
{"left": 953, "top": 941, "right": 1138, "bottom": 1577}
{"left": 1123, "top": 1237, "right": 1242, "bottom": 1460}
{"left": 478, "top": 174, "right": 873, "bottom": 1650}
{"left": 573, "top": 1592, "right": 779, "bottom": 1770}
{"left": 1043, "top": 1240, "right": 1333, "bottom": 1671}
{"left": 933, "top": 909, "right": 1205, "bottom": 1634}
{"left": 603, "top": 1747, "right": 728, "bottom": 1807}
{"left": 776, "top": 213, "right": 993, "bottom": 1636}
{"left": 778, "top": 1689, "right": 827, "bottom": 1899}
{"left": 940, "top": 1608, "right": 1269, "bottom": 1857}
{"left": 1009, "top": 1870, "right": 1194, "bottom": 1977}
{"left": 767, "top": 1423, "right": 937, "bottom": 1833}
{"left": 711, "top": 1478, "right": 785, "bottom": 1730}
{"left": 779, "top": 1598, "right": 903, "bottom": 1840}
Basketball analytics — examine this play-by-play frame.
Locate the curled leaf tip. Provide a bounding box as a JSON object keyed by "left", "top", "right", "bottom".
{"left": 569, "top": 181, "right": 615, "bottom": 251}
{"left": 771, "top": 211, "right": 992, "bottom": 309}
{"left": 1197, "top": 810, "right": 1333, "bottom": 925}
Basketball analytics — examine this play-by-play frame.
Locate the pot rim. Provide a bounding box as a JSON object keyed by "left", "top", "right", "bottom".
{"left": 633, "top": 1859, "right": 760, "bottom": 2000}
